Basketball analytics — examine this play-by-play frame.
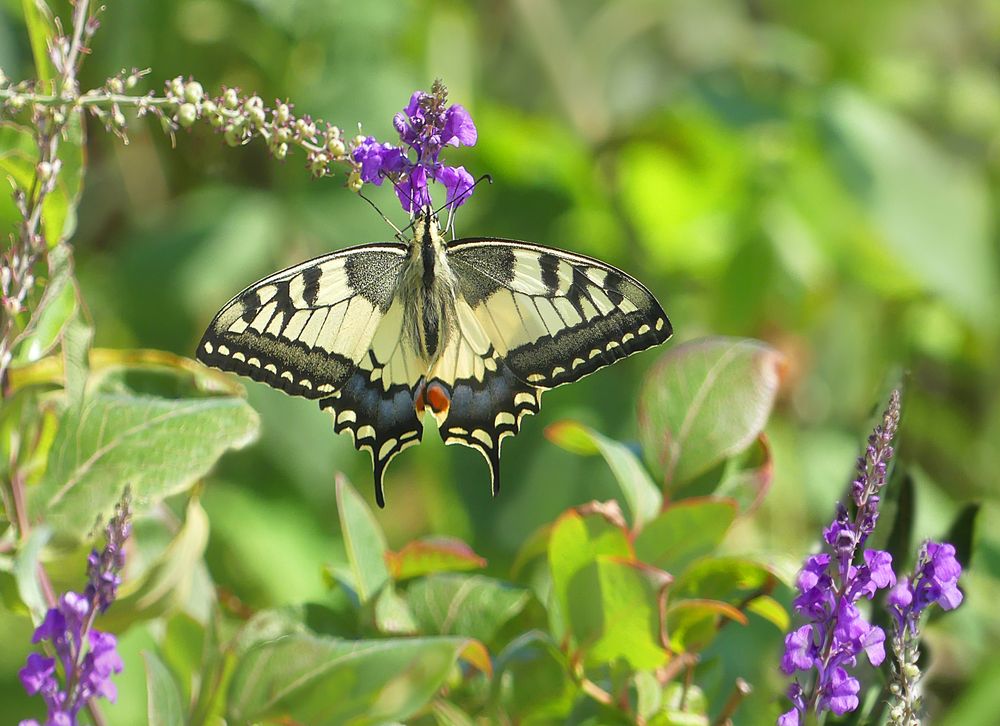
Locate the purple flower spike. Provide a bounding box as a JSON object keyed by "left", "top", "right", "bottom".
{"left": 20, "top": 489, "right": 132, "bottom": 724}
{"left": 777, "top": 392, "right": 902, "bottom": 725}
{"left": 352, "top": 80, "right": 479, "bottom": 215}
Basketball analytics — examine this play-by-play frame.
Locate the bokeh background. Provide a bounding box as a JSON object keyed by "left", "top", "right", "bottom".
{"left": 2, "top": 0, "right": 999, "bottom": 722}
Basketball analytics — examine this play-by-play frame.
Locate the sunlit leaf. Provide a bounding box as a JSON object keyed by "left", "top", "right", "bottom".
{"left": 633, "top": 498, "right": 737, "bottom": 574}
{"left": 30, "top": 393, "right": 258, "bottom": 539}
{"left": 13, "top": 525, "right": 51, "bottom": 620}
{"left": 547, "top": 420, "right": 662, "bottom": 529}
{"left": 491, "top": 631, "right": 575, "bottom": 722}
{"left": 638, "top": 337, "right": 784, "bottom": 487}
{"left": 336, "top": 474, "right": 390, "bottom": 604}
{"left": 143, "top": 650, "right": 185, "bottom": 726}
{"left": 12, "top": 243, "right": 77, "bottom": 365}
{"left": 374, "top": 586, "right": 417, "bottom": 635}
{"left": 386, "top": 536, "right": 487, "bottom": 580}
{"left": 21, "top": 0, "right": 55, "bottom": 85}
{"left": 227, "top": 633, "right": 484, "bottom": 725}
{"left": 666, "top": 599, "right": 747, "bottom": 653}
{"left": 407, "top": 573, "right": 529, "bottom": 643}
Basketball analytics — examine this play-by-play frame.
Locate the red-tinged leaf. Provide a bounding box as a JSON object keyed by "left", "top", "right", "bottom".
{"left": 666, "top": 598, "right": 748, "bottom": 653}
{"left": 386, "top": 537, "right": 487, "bottom": 580}
{"left": 459, "top": 639, "right": 493, "bottom": 678}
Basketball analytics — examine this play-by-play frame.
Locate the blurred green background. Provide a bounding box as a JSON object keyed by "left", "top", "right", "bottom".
{"left": 2, "top": 0, "right": 999, "bottom": 721}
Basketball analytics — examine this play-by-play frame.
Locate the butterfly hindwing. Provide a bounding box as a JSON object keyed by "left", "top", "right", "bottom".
{"left": 319, "top": 297, "right": 427, "bottom": 507}
{"left": 421, "top": 298, "right": 542, "bottom": 495}
{"left": 446, "top": 239, "right": 672, "bottom": 390}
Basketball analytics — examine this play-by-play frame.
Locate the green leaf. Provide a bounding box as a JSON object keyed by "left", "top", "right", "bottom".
{"left": 571, "top": 557, "right": 669, "bottom": 669}
{"left": 671, "top": 556, "right": 786, "bottom": 630}
{"left": 944, "top": 502, "right": 980, "bottom": 571}
{"left": 30, "top": 392, "right": 258, "bottom": 539}
{"left": 21, "top": 0, "right": 55, "bottom": 86}
{"left": 336, "top": 474, "right": 390, "bottom": 604}
{"left": 823, "top": 89, "right": 1000, "bottom": 327}
{"left": 653, "top": 682, "right": 709, "bottom": 725}
{"left": 548, "top": 510, "right": 631, "bottom": 638}
{"left": 13, "top": 524, "right": 51, "bottom": 620}
{"left": 547, "top": 420, "right": 662, "bottom": 529}
{"left": 638, "top": 337, "right": 783, "bottom": 487}
{"left": 99, "top": 498, "right": 210, "bottom": 630}
{"left": 374, "top": 586, "right": 418, "bottom": 635}
{"left": 666, "top": 599, "right": 747, "bottom": 653}
{"left": 633, "top": 499, "right": 737, "bottom": 574}
{"left": 714, "top": 433, "right": 773, "bottom": 514}
{"left": 12, "top": 243, "right": 77, "bottom": 365}
{"left": 431, "top": 699, "right": 476, "bottom": 726}
{"left": 491, "top": 631, "right": 575, "bottom": 722}
{"left": 161, "top": 613, "right": 206, "bottom": 707}
{"left": 746, "top": 595, "right": 789, "bottom": 631}
{"left": 143, "top": 650, "right": 185, "bottom": 726}
{"left": 407, "top": 573, "right": 529, "bottom": 643}
{"left": 227, "top": 633, "right": 482, "bottom": 725}
{"left": 386, "top": 536, "right": 487, "bottom": 580}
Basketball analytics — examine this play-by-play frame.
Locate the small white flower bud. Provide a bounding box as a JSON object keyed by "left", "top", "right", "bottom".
{"left": 328, "top": 125, "right": 341, "bottom": 140}
{"left": 244, "top": 95, "right": 263, "bottom": 112}
{"left": 223, "top": 87, "right": 239, "bottom": 109}
{"left": 249, "top": 106, "right": 266, "bottom": 127}
{"left": 185, "top": 81, "right": 204, "bottom": 104}
{"left": 903, "top": 663, "right": 920, "bottom": 680}
{"left": 275, "top": 103, "right": 290, "bottom": 123}
{"left": 295, "top": 118, "right": 317, "bottom": 139}
{"left": 177, "top": 103, "right": 198, "bottom": 128}
{"left": 202, "top": 100, "right": 217, "bottom": 116}
{"left": 889, "top": 707, "right": 903, "bottom": 721}
{"left": 274, "top": 142, "right": 288, "bottom": 160}
{"left": 10, "top": 95, "right": 25, "bottom": 109}
{"left": 126, "top": 74, "right": 138, "bottom": 89}
{"left": 169, "top": 76, "right": 185, "bottom": 98}
{"left": 113, "top": 108, "right": 126, "bottom": 128}
{"left": 889, "top": 682, "right": 901, "bottom": 695}
{"left": 353, "top": 134, "right": 366, "bottom": 146}
{"left": 37, "top": 161, "right": 53, "bottom": 179}
{"left": 347, "top": 170, "right": 363, "bottom": 192}
{"left": 51, "top": 110, "right": 65, "bottom": 125}
{"left": 224, "top": 126, "right": 242, "bottom": 147}
{"left": 309, "top": 152, "right": 329, "bottom": 174}
{"left": 108, "top": 77, "right": 124, "bottom": 94}
{"left": 209, "top": 112, "right": 225, "bottom": 129}
{"left": 327, "top": 137, "right": 345, "bottom": 156}
{"left": 275, "top": 127, "right": 291, "bottom": 143}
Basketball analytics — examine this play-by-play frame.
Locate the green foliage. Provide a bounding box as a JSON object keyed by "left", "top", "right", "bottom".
{"left": 1, "top": 0, "right": 993, "bottom": 723}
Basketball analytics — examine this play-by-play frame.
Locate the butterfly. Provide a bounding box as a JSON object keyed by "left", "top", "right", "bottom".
{"left": 197, "top": 210, "right": 671, "bottom": 506}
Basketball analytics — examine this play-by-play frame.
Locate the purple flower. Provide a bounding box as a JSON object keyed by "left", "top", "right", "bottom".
{"left": 778, "top": 392, "right": 902, "bottom": 725}
{"left": 20, "top": 491, "right": 131, "bottom": 724}
{"left": 354, "top": 80, "right": 479, "bottom": 214}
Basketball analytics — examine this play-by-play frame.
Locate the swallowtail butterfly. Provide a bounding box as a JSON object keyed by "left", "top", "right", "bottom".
{"left": 197, "top": 211, "right": 671, "bottom": 506}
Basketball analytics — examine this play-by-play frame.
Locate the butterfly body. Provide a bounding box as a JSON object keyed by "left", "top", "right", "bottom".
{"left": 197, "top": 211, "right": 671, "bottom": 506}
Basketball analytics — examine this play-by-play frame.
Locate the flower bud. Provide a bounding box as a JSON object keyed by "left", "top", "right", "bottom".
{"left": 37, "top": 161, "right": 53, "bottom": 180}
{"left": 113, "top": 108, "right": 126, "bottom": 128}
{"left": 224, "top": 126, "right": 243, "bottom": 147}
{"left": 169, "top": 76, "right": 185, "bottom": 98}
{"left": 202, "top": 100, "right": 217, "bottom": 116}
{"left": 244, "top": 95, "right": 263, "bottom": 112}
{"left": 309, "top": 152, "right": 329, "bottom": 175}
{"left": 178, "top": 103, "right": 197, "bottom": 128}
{"left": 327, "top": 137, "right": 346, "bottom": 156}
{"left": 51, "top": 110, "right": 65, "bottom": 125}
{"left": 295, "top": 117, "right": 317, "bottom": 139}
{"left": 223, "top": 87, "right": 239, "bottom": 109}
{"left": 353, "top": 134, "right": 366, "bottom": 147}
{"left": 890, "top": 706, "right": 903, "bottom": 721}
{"left": 126, "top": 73, "right": 138, "bottom": 89}
{"left": 248, "top": 106, "right": 266, "bottom": 127}
{"left": 274, "top": 142, "right": 288, "bottom": 160}
{"left": 275, "top": 127, "right": 291, "bottom": 143}
{"left": 209, "top": 112, "right": 225, "bottom": 129}
{"left": 275, "top": 103, "right": 290, "bottom": 123}
{"left": 903, "top": 663, "right": 920, "bottom": 680}
{"left": 347, "top": 170, "right": 363, "bottom": 192}
{"left": 108, "top": 77, "right": 124, "bottom": 94}
{"left": 185, "top": 81, "right": 204, "bottom": 104}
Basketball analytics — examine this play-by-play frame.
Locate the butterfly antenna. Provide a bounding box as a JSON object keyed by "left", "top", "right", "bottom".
{"left": 358, "top": 190, "right": 406, "bottom": 243}
{"left": 430, "top": 174, "right": 493, "bottom": 221}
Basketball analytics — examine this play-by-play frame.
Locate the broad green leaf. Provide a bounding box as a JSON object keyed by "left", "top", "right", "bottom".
{"left": 99, "top": 498, "right": 210, "bottom": 630}
{"left": 227, "top": 633, "right": 483, "bottom": 725}
{"left": 30, "top": 392, "right": 258, "bottom": 539}
{"left": 21, "top": 0, "right": 55, "bottom": 85}
{"left": 746, "top": 595, "right": 789, "bottom": 631}
{"left": 143, "top": 650, "right": 185, "bottom": 726}
{"left": 547, "top": 421, "right": 662, "bottom": 529}
{"left": 161, "top": 613, "right": 206, "bottom": 707}
{"left": 13, "top": 525, "right": 51, "bottom": 620}
{"left": 570, "top": 557, "right": 669, "bottom": 669}
{"left": 666, "top": 599, "right": 746, "bottom": 653}
{"left": 336, "top": 474, "right": 390, "bottom": 604}
{"left": 823, "top": 89, "right": 1000, "bottom": 327}
{"left": 638, "top": 337, "right": 783, "bottom": 487}
{"left": 671, "top": 556, "right": 778, "bottom": 602}
{"left": 60, "top": 314, "right": 92, "bottom": 410}
{"left": 407, "top": 573, "right": 529, "bottom": 643}
{"left": 633, "top": 499, "right": 737, "bottom": 574}
{"left": 491, "top": 631, "right": 575, "bottom": 722}
{"left": 386, "top": 536, "right": 487, "bottom": 580}
{"left": 548, "top": 510, "right": 631, "bottom": 643}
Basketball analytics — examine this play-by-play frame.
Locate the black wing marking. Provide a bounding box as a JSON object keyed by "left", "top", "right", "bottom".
{"left": 196, "top": 243, "right": 408, "bottom": 398}
{"left": 421, "top": 298, "right": 543, "bottom": 496}
{"left": 447, "top": 239, "right": 671, "bottom": 389}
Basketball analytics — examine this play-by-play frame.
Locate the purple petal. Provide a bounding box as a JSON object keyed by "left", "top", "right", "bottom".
{"left": 780, "top": 625, "right": 815, "bottom": 674}
{"left": 442, "top": 104, "right": 477, "bottom": 147}
{"left": 437, "top": 165, "right": 475, "bottom": 209}
{"left": 824, "top": 667, "right": 860, "bottom": 715}
{"left": 864, "top": 550, "right": 896, "bottom": 589}
{"left": 777, "top": 709, "right": 800, "bottom": 726}
{"left": 32, "top": 608, "right": 65, "bottom": 644}
{"left": 18, "top": 653, "right": 56, "bottom": 695}
{"left": 860, "top": 623, "right": 886, "bottom": 666}
{"left": 404, "top": 91, "right": 425, "bottom": 119}
{"left": 395, "top": 165, "right": 431, "bottom": 214}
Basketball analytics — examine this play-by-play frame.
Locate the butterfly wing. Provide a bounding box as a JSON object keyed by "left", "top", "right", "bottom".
{"left": 196, "top": 242, "right": 422, "bottom": 506}
{"left": 446, "top": 238, "right": 671, "bottom": 389}
{"left": 425, "top": 238, "right": 670, "bottom": 494}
